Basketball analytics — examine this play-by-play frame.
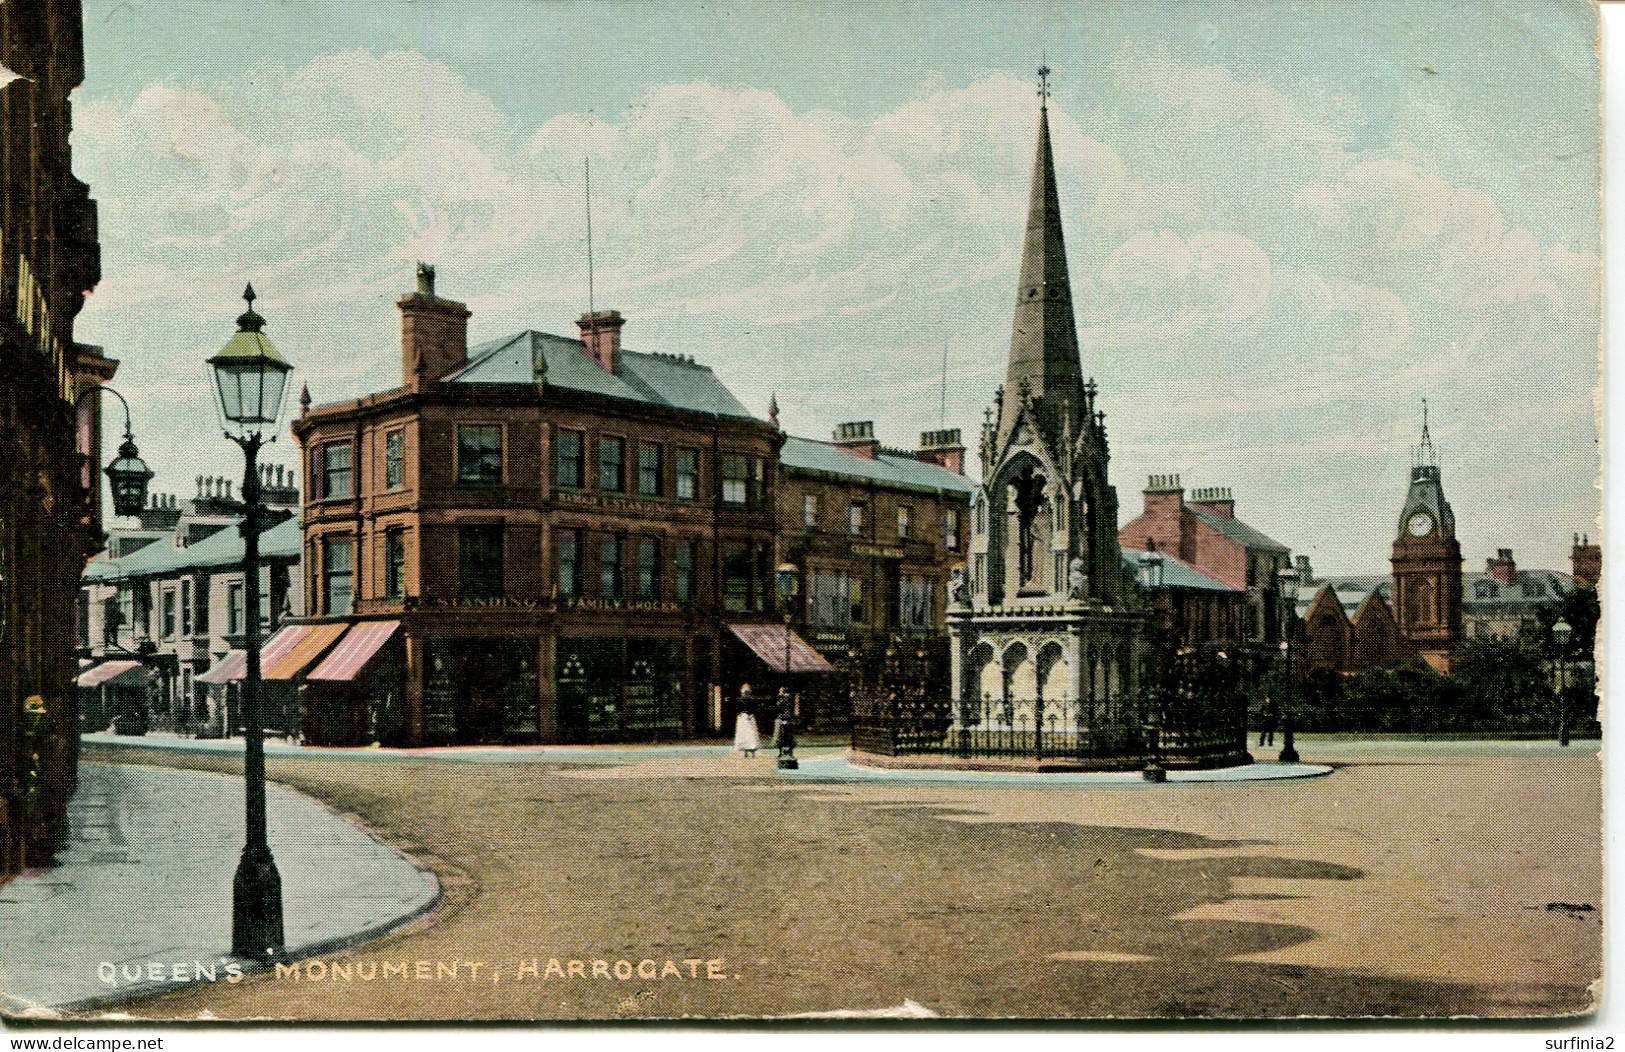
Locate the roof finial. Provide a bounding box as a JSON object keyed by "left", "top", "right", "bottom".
{"left": 768, "top": 392, "right": 780, "bottom": 430}
{"left": 236, "top": 283, "right": 265, "bottom": 332}
{"left": 1037, "top": 62, "right": 1052, "bottom": 109}
{"left": 1417, "top": 397, "right": 1436, "bottom": 467}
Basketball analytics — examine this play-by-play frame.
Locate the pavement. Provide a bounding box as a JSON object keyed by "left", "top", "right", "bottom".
{"left": 80, "top": 731, "right": 1333, "bottom": 784}
{"left": 80, "top": 730, "right": 737, "bottom": 765}
{"left": 0, "top": 762, "right": 440, "bottom": 1018}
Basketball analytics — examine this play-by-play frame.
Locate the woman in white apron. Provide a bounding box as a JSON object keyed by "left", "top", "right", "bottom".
{"left": 733, "top": 686, "right": 761, "bottom": 757}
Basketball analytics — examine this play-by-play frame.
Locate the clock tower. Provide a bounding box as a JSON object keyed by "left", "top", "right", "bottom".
{"left": 1389, "top": 402, "right": 1463, "bottom": 671}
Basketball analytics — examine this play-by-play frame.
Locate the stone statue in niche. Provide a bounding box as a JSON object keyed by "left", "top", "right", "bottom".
{"left": 1068, "top": 557, "right": 1088, "bottom": 600}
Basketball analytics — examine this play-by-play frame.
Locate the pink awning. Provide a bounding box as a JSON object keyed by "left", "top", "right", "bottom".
{"left": 308, "top": 621, "right": 400, "bottom": 682}
{"left": 196, "top": 651, "right": 245, "bottom": 685}
{"left": 727, "top": 623, "right": 834, "bottom": 674}
{"left": 76, "top": 660, "right": 143, "bottom": 688}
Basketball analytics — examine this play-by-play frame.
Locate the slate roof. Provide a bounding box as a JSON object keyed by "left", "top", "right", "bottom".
{"left": 1121, "top": 546, "right": 1241, "bottom": 593}
{"left": 1188, "top": 507, "right": 1289, "bottom": 553}
{"left": 444, "top": 331, "right": 756, "bottom": 419}
{"left": 1462, "top": 569, "right": 1574, "bottom": 606}
{"left": 779, "top": 435, "right": 976, "bottom": 496}
{"left": 83, "top": 516, "right": 302, "bottom": 584}
{"left": 1295, "top": 569, "right": 1574, "bottom": 618}
{"left": 1296, "top": 576, "right": 1391, "bottom": 618}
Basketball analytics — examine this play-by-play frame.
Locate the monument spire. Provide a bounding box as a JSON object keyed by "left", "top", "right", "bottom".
{"left": 1000, "top": 64, "right": 1083, "bottom": 443}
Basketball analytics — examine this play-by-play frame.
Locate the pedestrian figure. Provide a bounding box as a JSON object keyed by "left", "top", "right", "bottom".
{"left": 774, "top": 688, "right": 799, "bottom": 770}
{"left": 733, "top": 686, "right": 760, "bottom": 757}
{"left": 1259, "top": 695, "right": 1279, "bottom": 747}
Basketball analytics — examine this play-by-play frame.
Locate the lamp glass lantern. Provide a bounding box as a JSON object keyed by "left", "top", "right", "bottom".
{"left": 1137, "top": 551, "right": 1164, "bottom": 590}
{"left": 207, "top": 286, "right": 292, "bottom": 429}
{"left": 776, "top": 562, "right": 800, "bottom": 604}
{"left": 103, "top": 436, "right": 154, "bottom": 518}
{"left": 1553, "top": 618, "right": 1573, "bottom": 649}
{"left": 1277, "top": 566, "right": 1301, "bottom": 603}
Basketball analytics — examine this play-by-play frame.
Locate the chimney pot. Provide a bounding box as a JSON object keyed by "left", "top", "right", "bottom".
{"left": 917, "top": 428, "right": 966, "bottom": 474}
{"left": 400, "top": 268, "right": 471, "bottom": 389}
{"left": 577, "top": 309, "right": 625, "bottom": 375}
{"left": 833, "top": 421, "right": 880, "bottom": 460}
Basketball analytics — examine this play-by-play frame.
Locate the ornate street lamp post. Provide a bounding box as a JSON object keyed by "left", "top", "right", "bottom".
{"left": 775, "top": 562, "right": 800, "bottom": 771}
{"left": 1553, "top": 618, "right": 1572, "bottom": 747}
{"left": 1136, "top": 551, "right": 1168, "bottom": 781}
{"left": 207, "top": 285, "right": 293, "bottom": 961}
{"left": 1276, "top": 566, "right": 1300, "bottom": 763}
{"left": 73, "top": 385, "right": 154, "bottom": 519}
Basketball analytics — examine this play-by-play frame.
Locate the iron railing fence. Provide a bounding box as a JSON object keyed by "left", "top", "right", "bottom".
{"left": 851, "top": 687, "right": 1249, "bottom": 767}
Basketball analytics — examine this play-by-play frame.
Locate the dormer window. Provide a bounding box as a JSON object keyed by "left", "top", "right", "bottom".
{"left": 1476, "top": 580, "right": 1499, "bottom": 599}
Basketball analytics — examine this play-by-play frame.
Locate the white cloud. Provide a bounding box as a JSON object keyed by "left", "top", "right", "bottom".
{"left": 68, "top": 45, "right": 1597, "bottom": 573}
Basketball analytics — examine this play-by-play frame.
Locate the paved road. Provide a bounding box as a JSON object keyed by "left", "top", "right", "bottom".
{"left": 70, "top": 737, "right": 1600, "bottom": 1021}
{"left": 0, "top": 762, "right": 439, "bottom": 1017}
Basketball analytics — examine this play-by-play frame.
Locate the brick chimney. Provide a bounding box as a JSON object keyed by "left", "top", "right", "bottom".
{"left": 1135, "top": 474, "right": 1185, "bottom": 555}
{"left": 577, "top": 309, "right": 625, "bottom": 374}
{"left": 399, "top": 264, "right": 471, "bottom": 391}
{"left": 917, "top": 428, "right": 965, "bottom": 474}
{"left": 1487, "top": 548, "right": 1517, "bottom": 586}
{"left": 1571, "top": 533, "right": 1600, "bottom": 588}
{"left": 1189, "top": 485, "right": 1235, "bottom": 520}
{"left": 1295, "top": 553, "right": 1314, "bottom": 585}
{"left": 1142, "top": 473, "right": 1184, "bottom": 518}
{"left": 833, "top": 421, "right": 880, "bottom": 460}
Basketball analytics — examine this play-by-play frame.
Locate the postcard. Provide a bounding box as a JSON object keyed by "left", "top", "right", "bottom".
{"left": 0, "top": 0, "right": 1605, "bottom": 1032}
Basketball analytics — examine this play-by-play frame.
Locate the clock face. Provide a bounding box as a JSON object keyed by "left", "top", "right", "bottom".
{"left": 1407, "top": 512, "right": 1435, "bottom": 538}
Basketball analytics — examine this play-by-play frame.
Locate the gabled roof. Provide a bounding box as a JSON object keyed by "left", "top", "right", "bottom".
{"left": 444, "top": 330, "right": 756, "bottom": 419}
{"left": 1303, "top": 584, "right": 1355, "bottom": 628}
{"left": 1121, "top": 546, "right": 1242, "bottom": 593}
{"left": 1350, "top": 589, "right": 1397, "bottom": 631}
{"left": 1188, "top": 506, "right": 1289, "bottom": 553}
{"left": 83, "top": 516, "right": 302, "bottom": 583}
{"left": 780, "top": 436, "right": 975, "bottom": 496}
{"left": 1296, "top": 575, "right": 1389, "bottom": 618}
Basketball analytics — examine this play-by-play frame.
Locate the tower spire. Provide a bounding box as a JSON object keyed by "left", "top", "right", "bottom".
{"left": 1416, "top": 398, "right": 1436, "bottom": 468}
{"left": 998, "top": 64, "right": 1083, "bottom": 445}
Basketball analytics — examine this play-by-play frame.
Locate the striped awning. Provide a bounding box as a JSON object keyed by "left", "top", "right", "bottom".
{"left": 264, "top": 622, "right": 348, "bottom": 681}
{"left": 257, "top": 624, "right": 310, "bottom": 674}
{"left": 727, "top": 623, "right": 834, "bottom": 674}
{"left": 195, "top": 651, "right": 246, "bottom": 685}
{"left": 76, "top": 660, "right": 144, "bottom": 689}
{"left": 308, "top": 621, "right": 400, "bottom": 682}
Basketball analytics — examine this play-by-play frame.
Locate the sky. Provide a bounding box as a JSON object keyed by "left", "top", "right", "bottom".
{"left": 66, "top": 0, "right": 1601, "bottom": 576}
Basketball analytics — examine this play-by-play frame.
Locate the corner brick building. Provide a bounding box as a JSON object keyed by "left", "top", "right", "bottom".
{"left": 291, "top": 267, "right": 784, "bottom": 745}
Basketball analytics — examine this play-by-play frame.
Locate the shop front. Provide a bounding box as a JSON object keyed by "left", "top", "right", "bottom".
{"left": 554, "top": 635, "right": 685, "bottom": 743}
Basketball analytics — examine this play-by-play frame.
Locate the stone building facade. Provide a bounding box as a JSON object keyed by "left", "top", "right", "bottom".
{"left": 0, "top": 0, "right": 105, "bottom": 877}
{"left": 775, "top": 420, "right": 972, "bottom": 713}
{"left": 947, "top": 83, "right": 1151, "bottom": 733}
{"left": 292, "top": 268, "right": 785, "bottom": 745}
{"left": 78, "top": 476, "right": 303, "bottom": 737}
